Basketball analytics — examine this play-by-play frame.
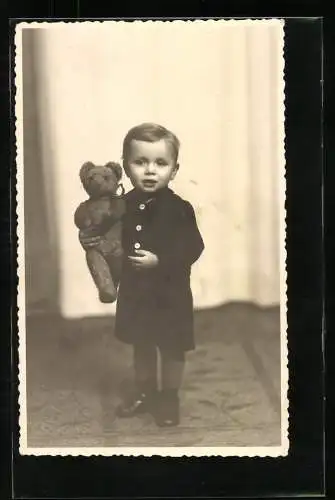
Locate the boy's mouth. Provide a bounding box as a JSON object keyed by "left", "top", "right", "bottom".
{"left": 142, "top": 180, "right": 157, "bottom": 187}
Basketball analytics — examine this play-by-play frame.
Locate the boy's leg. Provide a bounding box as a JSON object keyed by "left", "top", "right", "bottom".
{"left": 134, "top": 343, "right": 158, "bottom": 393}
{"left": 161, "top": 356, "right": 185, "bottom": 393}
{"left": 156, "top": 348, "right": 185, "bottom": 427}
{"left": 116, "top": 343, "right": 158, "bottom": 418}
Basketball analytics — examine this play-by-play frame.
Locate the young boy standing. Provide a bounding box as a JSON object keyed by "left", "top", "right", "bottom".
{"left": 114, "top": 123, "right": 204, "bottom": 427}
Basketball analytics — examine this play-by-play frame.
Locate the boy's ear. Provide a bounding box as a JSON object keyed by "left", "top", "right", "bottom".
{"left": 171, "top": 162, "right": 179, "bottom": 179}
{"left": 105, "top": 162, "right": 123, "bottom": 181}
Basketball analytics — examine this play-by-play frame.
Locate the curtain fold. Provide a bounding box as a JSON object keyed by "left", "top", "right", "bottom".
{"left": 23, "top": 21, "right": 285, "bottom": 318}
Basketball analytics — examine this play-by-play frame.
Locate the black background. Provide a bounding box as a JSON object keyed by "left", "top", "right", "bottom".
{"left": 2, "top": 5, "right": 332, "bottom": 500}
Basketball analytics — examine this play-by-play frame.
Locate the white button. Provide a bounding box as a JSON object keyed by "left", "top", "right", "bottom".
{"left": 136, "top": 225, "right": 142, "bottom": 231}
{"left": 134, "top": 242, "right": 141, "bottom": 249}
{"left": 139, "top": 203, "right": 145, "bottom": 210}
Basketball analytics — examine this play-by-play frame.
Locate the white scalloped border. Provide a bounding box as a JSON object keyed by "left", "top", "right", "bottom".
{"left": 14, "top": 18, "right": 288, "bottom": 458}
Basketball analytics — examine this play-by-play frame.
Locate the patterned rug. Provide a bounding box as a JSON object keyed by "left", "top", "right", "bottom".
{"left": 25, "top": 303, "right": 282, "bottom": 448}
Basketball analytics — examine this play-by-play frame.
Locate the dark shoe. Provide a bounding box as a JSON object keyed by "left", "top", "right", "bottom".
{"left": 116, "top": 391, "right": 156, "bottom": 418}
{"left": 155, "top": 392, "right": 180, "bottom": 427}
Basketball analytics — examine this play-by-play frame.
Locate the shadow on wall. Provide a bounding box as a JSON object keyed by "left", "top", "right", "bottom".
{"left": 23, "top": 29, "right": 60, "bottom": 315}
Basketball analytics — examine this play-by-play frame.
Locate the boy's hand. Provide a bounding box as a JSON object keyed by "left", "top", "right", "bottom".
{"left": 79, "top": 230, "right": 102, "bottom": 250}
{"left": 128, "top": 249, "right": 159, "bottom": 269}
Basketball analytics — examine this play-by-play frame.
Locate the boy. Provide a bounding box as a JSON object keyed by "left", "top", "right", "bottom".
{"left": 81, "top": 123, "right": 204, "bottom": 426}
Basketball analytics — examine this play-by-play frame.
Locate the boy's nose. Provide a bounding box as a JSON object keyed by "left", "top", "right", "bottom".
{"left": 145, "top": 162, "right": 156, "bottom": 174}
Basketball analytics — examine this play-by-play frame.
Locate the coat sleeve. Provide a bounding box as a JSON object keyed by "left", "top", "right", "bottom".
{"left": 155, "top": 201, "right": 204, "bottom": 270}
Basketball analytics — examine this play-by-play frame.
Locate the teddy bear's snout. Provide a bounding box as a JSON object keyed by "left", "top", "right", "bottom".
{"left": 88, "top": 174, "right": 117, "bottom": 195}
{"left": 92, "top": 174, "right": 105, "bottom": 183}
{"left": 89, "top": 174, "right": 106, "bottom": 186}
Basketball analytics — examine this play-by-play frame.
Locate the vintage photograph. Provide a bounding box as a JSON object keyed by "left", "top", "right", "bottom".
{"left": 15, "top": 19, "right": 287, "bottom": 456}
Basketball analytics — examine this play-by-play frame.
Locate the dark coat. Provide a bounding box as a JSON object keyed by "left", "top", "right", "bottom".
{"left": 114, "top": 187, "right": 204, "bottom": 352}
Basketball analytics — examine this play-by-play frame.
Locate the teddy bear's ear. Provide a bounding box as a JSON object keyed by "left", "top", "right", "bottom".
{"left": 79, "top": 162, "right": 95, "bottom": 183}
{"left": 105, "top": 162, "right": 123, "bottom": 181}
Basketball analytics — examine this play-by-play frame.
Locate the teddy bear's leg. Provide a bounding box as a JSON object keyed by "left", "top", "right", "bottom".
{"left": 85, "top": 249, "right": 117, "bottom": 303}
{"left": 104, "top": 241, "right": 123, "bottom": 289}
{"left": 107, "top": 254, "right": 123, "bottom": 290}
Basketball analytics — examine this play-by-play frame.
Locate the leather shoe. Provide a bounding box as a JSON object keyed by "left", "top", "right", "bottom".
{"left": 155, "top": 392, "right": 180, "bottom": 427}
{"left": 116, "top": 391, "right": 155, "bottom": 418}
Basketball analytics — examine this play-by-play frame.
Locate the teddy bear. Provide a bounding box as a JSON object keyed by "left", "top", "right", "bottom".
{"left": 74, "top": 161, "right": 126, "bottom": 303}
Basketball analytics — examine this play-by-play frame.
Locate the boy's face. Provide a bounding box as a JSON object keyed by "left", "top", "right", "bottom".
{"left": 125, "top": 139, "right": 179, "bottom": 193}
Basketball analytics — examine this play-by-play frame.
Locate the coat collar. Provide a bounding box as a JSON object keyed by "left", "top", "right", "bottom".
{"left": 125, "top": 187, "right": 174, "bottom": 207}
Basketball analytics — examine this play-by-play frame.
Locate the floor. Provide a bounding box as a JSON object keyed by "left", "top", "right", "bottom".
{"left": 25, "top": 302, "right": 282, "bottom": 448}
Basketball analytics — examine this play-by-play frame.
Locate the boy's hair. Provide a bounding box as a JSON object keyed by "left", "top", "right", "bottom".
{"left": 122, "top": 123, "right": 180, "bottom": 164}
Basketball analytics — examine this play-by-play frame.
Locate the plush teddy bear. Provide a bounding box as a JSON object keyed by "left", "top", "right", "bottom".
{"left": 74, "top": 161, "right": 126, "bottom": 303}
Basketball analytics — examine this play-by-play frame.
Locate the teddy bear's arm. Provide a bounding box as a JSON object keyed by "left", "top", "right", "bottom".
{"left": 110, "top": 198, "right": 126, "bottom": 220}
{"left": 97, "top": 198, "right": 126, "bottom": 233}
{"left": 74, "top": 202, "right": 90, "bottom": 229}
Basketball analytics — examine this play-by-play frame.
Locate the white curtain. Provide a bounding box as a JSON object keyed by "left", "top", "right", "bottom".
{"left": 19, "top": 20, "right": 285, "bottom": 318}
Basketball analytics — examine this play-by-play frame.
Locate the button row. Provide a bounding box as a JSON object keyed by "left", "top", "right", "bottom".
{"left": 135, "top": 204, "right": 145, "bottom": 250}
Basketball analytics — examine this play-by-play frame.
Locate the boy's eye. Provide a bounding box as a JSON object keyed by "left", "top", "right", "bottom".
{"left": 156, "top": 159, "right": 168, "bottom": 166}
{"left": 133, "top": 159, "right": 146, "bottom": 166}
